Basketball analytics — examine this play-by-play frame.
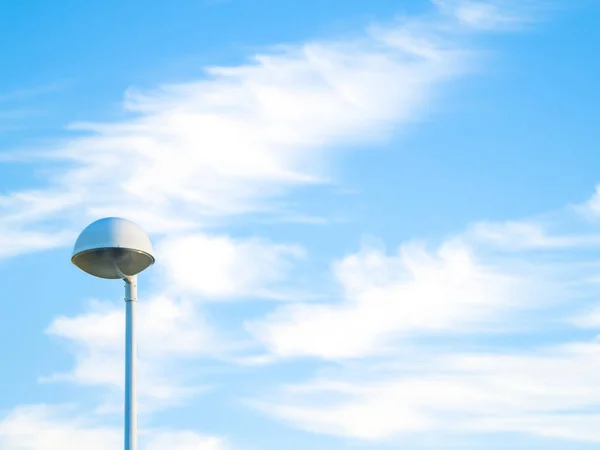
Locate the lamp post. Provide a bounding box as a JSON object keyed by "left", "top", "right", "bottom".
{"left": 71, "top": 217, "right": 155, "bottom": 450}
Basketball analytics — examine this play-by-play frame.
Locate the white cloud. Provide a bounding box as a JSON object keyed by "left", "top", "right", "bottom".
{"left": 245, "top": 195, "right": 600, "bottom": 359}
{"left": 0, "top": 404, "right": 227, "bottom": 450}
{"left": 1, "top": 2, "right": 489, "bottom": 258}
{"left": 247, "top": 239, "right": 543, "bottom": 359}
{"left": 467, "top": 219, "right": 600, "bottom": 250}
{"left": 0, "top": 228, "right": 73, "bottom": 259}
{"left": 577, "top": 184, "right": 600, "bottom": 219}
{"left": 570, "top": 302, "right": 600, "bottom": 329}
{"left": 245, "top": 189, "right": 600, "bottom": 443}
{"left": 433, "top": 0, "right": 543, "bottom": 30}
{"left": 0, "top": 191, "right": 77, "bottom": 258}
{"left": 156, "top": 233, "right": 304, "bottom": 299}
{"left": 0, "top": 405, "right": 120, "bottom": 450}
{"left": 254, "top": 340, "right": 600, "bottom": 442}
{"left": 0, "top": 83, "right": 65, "bottom": 103}
{"left": 45, "top": 294, "right": 218, "bottom": 408}
{"left": 144, "top": 431, "right": 227, "bottom": 450}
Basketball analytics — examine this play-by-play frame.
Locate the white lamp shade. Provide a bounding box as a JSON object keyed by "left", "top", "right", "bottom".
{"left": 72, "top": 217, "right": 155, "bottom": 279}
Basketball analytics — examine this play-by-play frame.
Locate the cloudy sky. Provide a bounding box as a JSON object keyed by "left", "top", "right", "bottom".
{"left": 2, "top": 0, "right": 600, "bottom": 449}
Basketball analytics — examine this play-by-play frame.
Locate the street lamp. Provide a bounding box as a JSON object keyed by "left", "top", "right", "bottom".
{"left": 72, "top": 217, "right": 155, "bottom": 450}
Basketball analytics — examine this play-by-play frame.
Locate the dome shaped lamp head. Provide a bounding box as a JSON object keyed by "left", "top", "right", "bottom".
{"left": 72, "top": 217, "right": 155, "bottom": 279}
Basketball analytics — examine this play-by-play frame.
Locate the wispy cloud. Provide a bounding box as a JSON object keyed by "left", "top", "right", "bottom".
{"left": 0, "top": 191, "right": 78, "bottom": 258}
{"left": 0, "top": 109, "right": 39, "bottom": 120}
{"left": 247, "top": 238, "right": 543, "bottom": 359}
{"left": 1, "top": 1, "right": 481, "bottom": 258}
{"left": 156, "top": 234, "right": 305, "bottom": 300}
{"left": 246, "top": 202, "right": 600, "bottom": 361}
{"left": 0, "top": 84, "right": 67, "bottom": 132}
{"left": 44, "top": 294, "right": 221, "bottom": 409}
{"left": 0, "top": 404, "right": 227, "bottom": 450}
{"left": 575, "top": 184, "right": 600, "bottom": 219}
{"left": 253, "top": 340, "right": 600, "bottom": 442}
{"left": 0, "top": 83, "right": 66, "bottom": 103}
{"left": 468, "top": 219, "right": 600, "bottom": 250}
{"left": 434, "top": 0, "right": 549, "bottom": 30}
{"left": 246, "top": 191, "right": 600, "bottom": 443}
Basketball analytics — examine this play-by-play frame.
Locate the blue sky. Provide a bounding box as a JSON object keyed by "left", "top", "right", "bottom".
{"left": 2, "top": 0, "right": 600, "bottom": 449}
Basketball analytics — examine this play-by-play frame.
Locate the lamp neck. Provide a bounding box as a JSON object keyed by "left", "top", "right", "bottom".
{"left": 124, "top": 275, "right": 138, "bottom": 302}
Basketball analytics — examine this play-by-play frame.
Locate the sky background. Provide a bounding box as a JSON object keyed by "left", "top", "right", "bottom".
{"left": 2, "top": 0, "right": 600, "bottom": 449}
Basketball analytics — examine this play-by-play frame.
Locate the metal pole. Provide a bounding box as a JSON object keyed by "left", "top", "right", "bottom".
{"left": 124, "top": 275, "right": 138, "bottom": 450}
